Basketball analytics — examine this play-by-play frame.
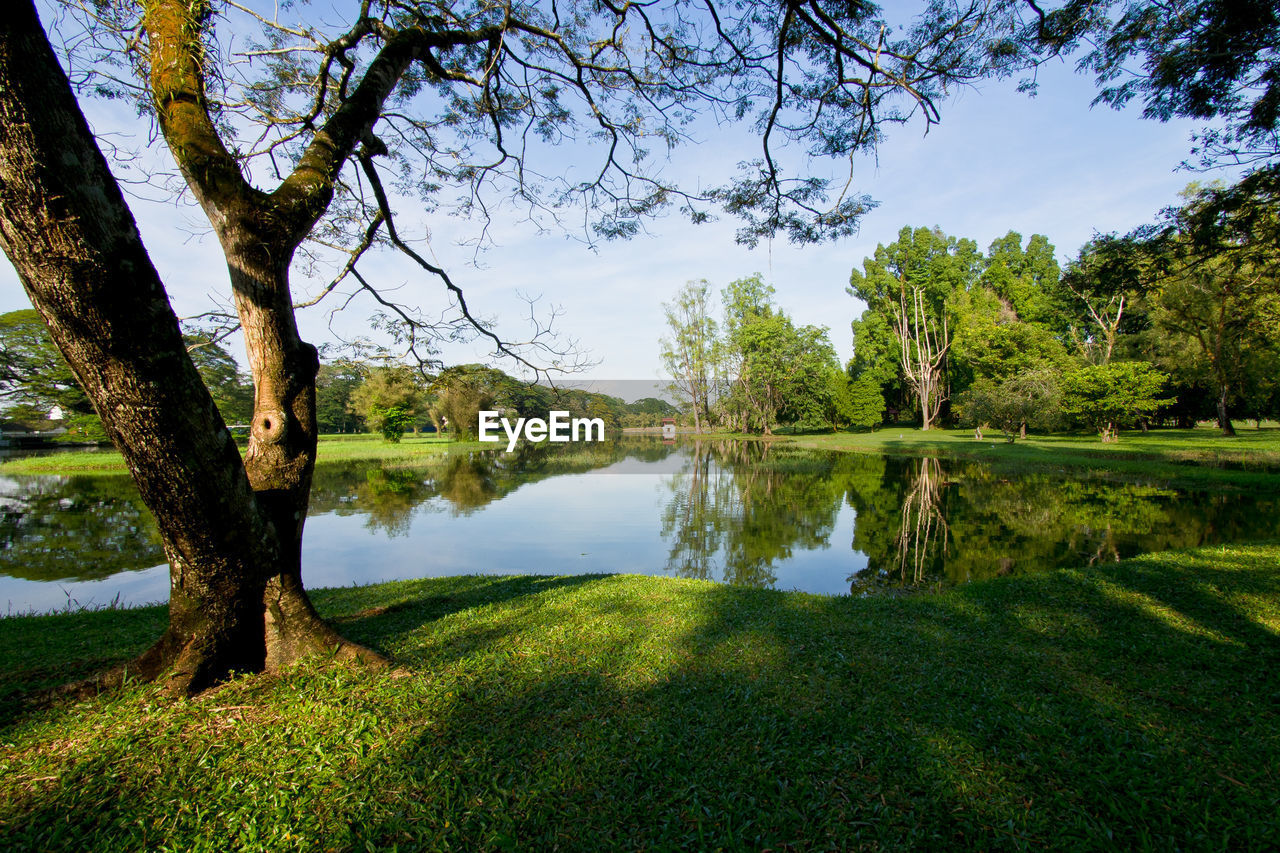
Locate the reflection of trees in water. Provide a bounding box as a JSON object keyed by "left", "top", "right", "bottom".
{"left": 353, "top": 468, "right": 435, "bottom": 537}
{"left": 661, "top": 441, "right": 846, "bottom": 588}
{"left": 846, "top": 456, "right": 950, "bottom": 595}
{"left": 6, "top": 440, "right": 1280, "bottom": 594}
{"left": 0, "top": 475, "right": 163, "bottom": 581}
{"left": 434, "top": 455, "right": 499, "bottom": 514}
{"left": 892, "top": 458, "right": 949, "bottom": 585}
{"left": 310, "top": 440, "right": 685, "bottom": 534}
{"left": 846, "top": 455, "right": 1280, "bottom": 594}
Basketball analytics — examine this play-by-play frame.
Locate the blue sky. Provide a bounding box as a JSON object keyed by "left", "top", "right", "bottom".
{"left": 0, "top": 19, "right": 1241, "bottom": 396}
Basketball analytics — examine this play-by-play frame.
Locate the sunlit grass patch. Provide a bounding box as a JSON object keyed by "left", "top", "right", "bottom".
{"left": 0, "top": 433, "right": 477, "bottom": 475}
{"left": 787, "top": 425, "right": 1280, "bottom": 489}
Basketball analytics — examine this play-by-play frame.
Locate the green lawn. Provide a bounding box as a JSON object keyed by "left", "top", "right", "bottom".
{"left": 8, "top": 425, "right": 1280, "bottom": 483}
{"left": 0, "top": 433, "right": 479, "bottom": 475}
{"left": 774, "top": 425, "right": 1280, "bottom": 489}
{"left": 2, "top": 544, "right": 1278, "bottom": 850}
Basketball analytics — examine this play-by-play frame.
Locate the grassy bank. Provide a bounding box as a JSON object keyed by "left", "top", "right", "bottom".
{"left": 0, "top": 433, "right": 479, "bottom": 475}
{"left": 3, "top": 544, "right": 1278, "bottom": 850}
{"left": 7, "top": 426, "right": 1279, "bottom": 486}
{"left": 775, "top": 425, "right": 1280, "bottom": 489}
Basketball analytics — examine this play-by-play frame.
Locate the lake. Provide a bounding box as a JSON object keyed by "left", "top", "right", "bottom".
{"left": 2, "top": 437, "right": 1278, "bottom": 613}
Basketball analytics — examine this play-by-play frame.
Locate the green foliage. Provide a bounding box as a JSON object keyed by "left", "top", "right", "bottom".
{"left": 848, "top": 226, "right": 981, "bottom": 318}
{"left": 660, "top": 280, "right": 717, "bottom": 430}
{"left": 845, "top": 373, "right": 886, "bottom": 430}
{"left": 718, "top": 275, "right": 839, "bottom": 434}
{"left": 0, "top": 309, "right": 96, "bottom": 428}
{"left": 373, "top": 405, "right": 414, "bottom": 443}
{"left": 950, "top": 285, "right": 1070, "bottom": 386}
{"left": 848, "top": 203, "right": 1280, "bottom": 438}
{"left": 316, "top": 359, "right": 369, "bottom": 434}
{"left": 50, "top": 412, "right": 111, "bottom": 444}
{"left": 620, "top": 397, "right": 680, "bottom": 427}
{"left": 350, "top": 366, "right": 429, "bottom": 442}
{"left": 957, "top": 370, "right": 1063, "bottom": 441}
{"left": 183, "top": 334, "right": 254, "bottom": 426}
{"left": 0, "top": 314, "right": 252, "bottom": 439}
{"left": 822, "top": 369, "right": 855, "bottom": 430}
{"left": 1061, "top": 361, "right": 1173, "bottom": 441}
{"left": 979, "top": 231, "right": 1064, "bottom": 329}
{"left": 1058, "top": 234, "right": 1147, "bottom": 365}
{"left": 848, "top": 226, "right": 982, "bottom": 428}
{"left": 1037, "top": 0, "right": 1280, "bottom": 167}
{"left": 431, "top": 366, "right": 498, "bottom": 441}
{"left": 627, "top": 397, "right": 679, "bottom": 416}
{"left": 1141, "top": 182, "right": 1280, "bottom": 433}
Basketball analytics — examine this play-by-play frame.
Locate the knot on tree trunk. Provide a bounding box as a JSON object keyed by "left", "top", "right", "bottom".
{"left": 253, "top": 408, "right": 288, "bottom": 444}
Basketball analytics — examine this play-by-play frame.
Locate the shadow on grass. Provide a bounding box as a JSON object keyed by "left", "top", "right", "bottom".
{"left": 0, "top": 605, "right": 169, "bottom": 721}
{"left": 3, "top": 554, "right": 1278, "bottom": 850}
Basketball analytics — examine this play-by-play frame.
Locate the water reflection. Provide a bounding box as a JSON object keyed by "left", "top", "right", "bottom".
{"left": 0, "top": 439, "right": 1277, "bottom": 610}
{"left": 0, "top": 475, "right": 162, "bottom": 582}
{"left": 661, "top": 440, "right": 846, "bottom": 588}
{"left": 843, "top": 455, "right": 1272, "bottom": 594}
{"left": 891, "top": 457, "right": 949, "bottom": 588}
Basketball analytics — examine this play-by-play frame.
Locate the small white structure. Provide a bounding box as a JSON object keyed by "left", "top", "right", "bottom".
{"left": 661, "top": 417, "right": 676, "bottom": 440}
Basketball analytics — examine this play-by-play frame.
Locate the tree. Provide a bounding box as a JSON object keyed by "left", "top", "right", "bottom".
{"left": 432, "top": 367, "right": 498, "bottom": 442}
{"left": 949, "top": 284, "right": 1070, "bottom": 389}
{"left": 0, "top": 309, "right": 95, "bottom": 420}
{"left": 719, "top": 275, "right": 836, "bottom": 434}
{"left": 185, "top": 335, "right": 255, "bottom": 427}
{"left": 1061, "top": 361, "right": 1172, "bottom": 441}
{"left": 316, "top": 359, "right": 370, "bottom": 434}
{"left": 349, "top": 365, "right": 428, "bottom": 442}
{"left": 0, "top": 0, "right": 1030, "bottom": 693}
{"left": 1033, "top": 0, "right": 1280, "bottom": 169}
{"left": 848, "top": 310, "right": 908, "bottom": 419}
{"left": 823, "top": 369, "right": 856, "bottom": 431}
{"left": 1058, "top": 235, "right": 1147, "bottom": 365}
{"left": 0, "top": 310, "right": 250, "bottom": 436}
{"left": 980, "top": 231, "right": 1064, "bottom": 329}
{"left": 660, "top": 281, "right": 717, "bottom": 433}
{"left": 957, "top": 370, "right": 1062, "bottom": 442}
{"left": 891, "top": 285, "right": 951, "bottom": 431}
{"left": 849, "top": 227, "right": 981, "bottom": 429}
{"left": 845, "top": 373, "right": 887, "bottom": 431}
{"left": 1143, "top": 183, "right": 1280, "bottom": 435}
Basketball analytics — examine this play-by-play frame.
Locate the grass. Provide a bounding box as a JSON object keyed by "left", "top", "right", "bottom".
{"left": 2, "top": 544, "right": 1278, "bottom": 850}
{"left": 0, "top": 433, "right": 481, "bottom": 475}
{"left": 774, "top": 424, "right": 1280, "bottom": 489}
{"left": 8, "top": 425, "right": 1280, "bottom": 487}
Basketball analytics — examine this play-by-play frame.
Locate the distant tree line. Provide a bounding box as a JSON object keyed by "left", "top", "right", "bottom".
{"left": 0, "top": 319, "right": 676, "bottom": 444}
{"left": 317, "top": 362, "right": 679, "bottom": 441}
{"left": 847, "top": 178, "right": 1280, "bottom": 441}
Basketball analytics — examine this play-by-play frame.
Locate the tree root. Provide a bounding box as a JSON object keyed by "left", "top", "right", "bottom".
{"left": 22, "top": 605, "right": 402, "bottom": 711}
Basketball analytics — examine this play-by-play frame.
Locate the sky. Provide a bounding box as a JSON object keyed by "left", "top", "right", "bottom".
{"left": 0, "top": 9, "right": 1244, "bottom": 400}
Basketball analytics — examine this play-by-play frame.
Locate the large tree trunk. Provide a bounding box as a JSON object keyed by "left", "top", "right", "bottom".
{"left": 217, "top": 221, "right": 365, "bottom": 667}
{"left": 1216, "top": 384, "right": 1236, "bottom": 437}
{"left": 0, "top": 1, "right": 375, "bottom": 695}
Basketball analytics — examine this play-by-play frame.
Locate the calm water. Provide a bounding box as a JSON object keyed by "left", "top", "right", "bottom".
{"left": 2, "top": 437, "right": 1278, "bottom": 612}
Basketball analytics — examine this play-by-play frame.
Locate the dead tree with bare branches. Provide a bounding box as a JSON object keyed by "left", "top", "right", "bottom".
{"left": 890, "top": 284, "right": 951, "bottom": 431}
